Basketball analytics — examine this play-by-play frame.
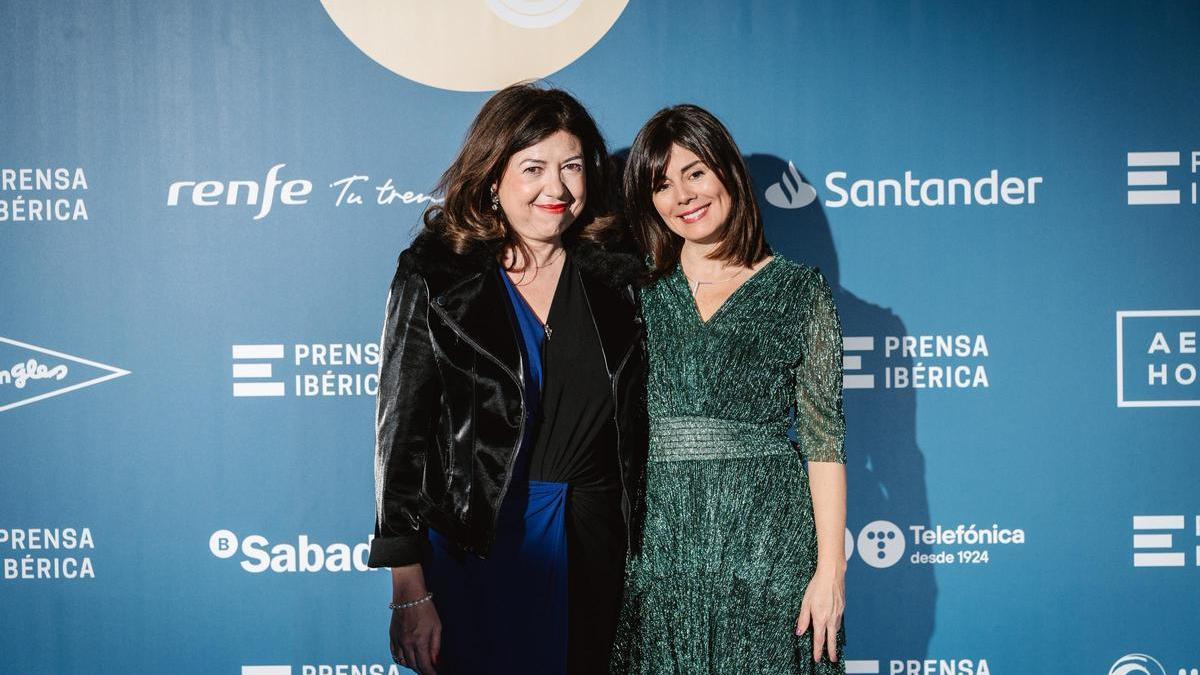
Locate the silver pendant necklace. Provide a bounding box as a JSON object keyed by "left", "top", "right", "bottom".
{"left": 506, "top": 249, "right": 563, "bottom": 339}
{"left": 685, "top": 267, "right": 745, "bottom": 296}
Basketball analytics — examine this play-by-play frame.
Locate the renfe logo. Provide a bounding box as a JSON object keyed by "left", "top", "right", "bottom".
{"left": 166, "top": 163, "right": 312, "bottom": 220}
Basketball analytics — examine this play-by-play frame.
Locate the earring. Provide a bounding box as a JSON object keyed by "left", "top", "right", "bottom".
{"left": 490, "top": 186, "right": 499, "bottom": 211}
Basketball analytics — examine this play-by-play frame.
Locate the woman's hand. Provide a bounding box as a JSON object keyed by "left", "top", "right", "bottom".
{"left": 801, "top": 461, "right": 847, "bottom": 663}
{"left": 390, "top": 599, "right": 441, "bottom": 674}
{"left": 388, "top": 564, "right": 441, "bottom": 674}
{"left": 795, "top": 567, "right": 845, "bottom": 663}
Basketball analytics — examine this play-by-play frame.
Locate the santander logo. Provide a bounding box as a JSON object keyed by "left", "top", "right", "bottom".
{"left": 764, "top": 161, "right": 818, "bottom": 209}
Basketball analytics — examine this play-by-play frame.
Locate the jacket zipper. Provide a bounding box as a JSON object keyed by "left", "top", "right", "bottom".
{"left": 428, "top": 299, "right": 526, "bottom": 559}
{"left": 579, "top": 275, "right": 640, "bottom": 552}
{"left": 609, "top": 334, "right": 638, "bottom": 552}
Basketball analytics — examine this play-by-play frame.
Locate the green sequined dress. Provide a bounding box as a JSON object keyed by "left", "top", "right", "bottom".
{"left": 612, "top": 256, "right": 846, "bottom": 674}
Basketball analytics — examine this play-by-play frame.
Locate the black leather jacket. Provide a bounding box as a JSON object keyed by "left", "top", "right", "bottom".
{"left": 366, "top": 230, "right": 647, "bottom": 567}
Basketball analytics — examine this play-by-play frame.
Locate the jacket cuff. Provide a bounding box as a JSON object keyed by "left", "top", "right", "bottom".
{"left": 367, "top": 533, "right": 424, "bottom": 568}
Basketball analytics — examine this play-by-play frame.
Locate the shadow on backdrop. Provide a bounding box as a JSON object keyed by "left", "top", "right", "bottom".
{"left": 748, "top": 153, "right": 935, "bottom": 661}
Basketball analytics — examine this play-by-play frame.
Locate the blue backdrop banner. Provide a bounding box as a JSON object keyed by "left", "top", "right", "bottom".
{"left": 2, "top": 2, "right": 1198, "bottom": 674}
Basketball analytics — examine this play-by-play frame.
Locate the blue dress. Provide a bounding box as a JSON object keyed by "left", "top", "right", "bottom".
{"left": 424, "top": 266, "right": 570, "bottom": 674}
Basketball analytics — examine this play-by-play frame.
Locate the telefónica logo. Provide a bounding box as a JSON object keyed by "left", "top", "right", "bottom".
{"left": 854, "top": 520, "right": 906, "bottom": 569}
{"left": 848, "top": 520, "right": 1026, "bottom": 569}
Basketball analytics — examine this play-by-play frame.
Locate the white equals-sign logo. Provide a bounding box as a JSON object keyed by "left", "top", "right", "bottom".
{"left": 232, "top": 344, "right": 285, "bottom": 397}
{"left": 1127, "top": 151, "right": 1181, "bottom": 205}
{"left": 843, "top": 336, "right": 875, "bottom": 390}
{"left": 845, "top": 661, "right": 880, "bottom": 674}
{"left": 1132, "top": 514, "right": 1199, "bottom": 567}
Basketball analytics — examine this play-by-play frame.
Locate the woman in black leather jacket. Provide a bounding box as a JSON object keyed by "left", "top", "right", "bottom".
{"left": 366, "top": 83, "right": 647, "bottom": 675}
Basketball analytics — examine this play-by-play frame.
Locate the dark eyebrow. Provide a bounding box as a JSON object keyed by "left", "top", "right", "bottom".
{"left": 678, "top": 160, "right": 702, "bottom": 175}
{"left": 520, "top": 155, "right": 583, "bottom": 165}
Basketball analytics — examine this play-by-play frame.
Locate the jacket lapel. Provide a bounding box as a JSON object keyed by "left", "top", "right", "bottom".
{"left": 578, "top": 271, "right": 640, "bottom": 376}
{"left": 431, "top": 268, "right": 523, "bottom": 383}
{"left": 409, "top": 230, "right": 644, "bottom": 382}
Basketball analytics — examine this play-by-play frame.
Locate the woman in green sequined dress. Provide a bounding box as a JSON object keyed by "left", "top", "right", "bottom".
{"left": 612, "top": 105, "right": 847, "bottom": 674}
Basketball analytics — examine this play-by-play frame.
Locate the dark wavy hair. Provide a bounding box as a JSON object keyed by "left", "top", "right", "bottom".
{"left": 624, "top": 104, "right": 769, "bottom": 282}
{"left": 421, "top": 82, "right": 619, "bottom": 269}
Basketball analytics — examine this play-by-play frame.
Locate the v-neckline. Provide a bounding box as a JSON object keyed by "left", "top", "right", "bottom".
{"left": 675, "top": 256, "right": 777, "bottom": 327}
{"left": 504, "top": 252, "right": 571, "bottom": 330}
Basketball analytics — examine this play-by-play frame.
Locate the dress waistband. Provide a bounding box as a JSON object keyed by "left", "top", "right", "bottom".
{"left": 649, "top": 415, "right": 795, "bottom": 463}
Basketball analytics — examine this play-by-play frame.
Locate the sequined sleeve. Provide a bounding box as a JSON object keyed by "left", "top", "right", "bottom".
{"left": 795, "top": 268, "right": 846, "bottom": 463}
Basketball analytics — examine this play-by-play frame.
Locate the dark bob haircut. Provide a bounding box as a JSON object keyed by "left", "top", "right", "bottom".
{"left": 421, "top": 82, "right": 619, "bottom": 268}
{"left": 623, "top": 104, "right": 768, "bottom": 281}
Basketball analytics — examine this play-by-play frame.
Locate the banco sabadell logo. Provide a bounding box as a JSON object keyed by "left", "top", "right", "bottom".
{"left": 1109, "top": 653, "right": 1167, "bottom": 675}
{"left": 209, "top": 529, "right": 374, "bottom": 574}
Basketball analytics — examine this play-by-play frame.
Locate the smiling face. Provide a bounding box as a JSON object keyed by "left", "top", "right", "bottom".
{"left": 650, "top": 143, "right": 732, "bottom": 246}
{"left": 494, "top": 129, "right": 587, "bottom": 246}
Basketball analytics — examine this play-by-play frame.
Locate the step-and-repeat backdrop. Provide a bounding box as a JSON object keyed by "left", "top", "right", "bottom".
{"left": 2, "top": 2, "right": 1198, "bottom": 674}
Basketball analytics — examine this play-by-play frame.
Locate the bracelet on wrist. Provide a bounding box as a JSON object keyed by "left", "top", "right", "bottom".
{"left": 389, "top": 592, "right": 433, "bottom": 610}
